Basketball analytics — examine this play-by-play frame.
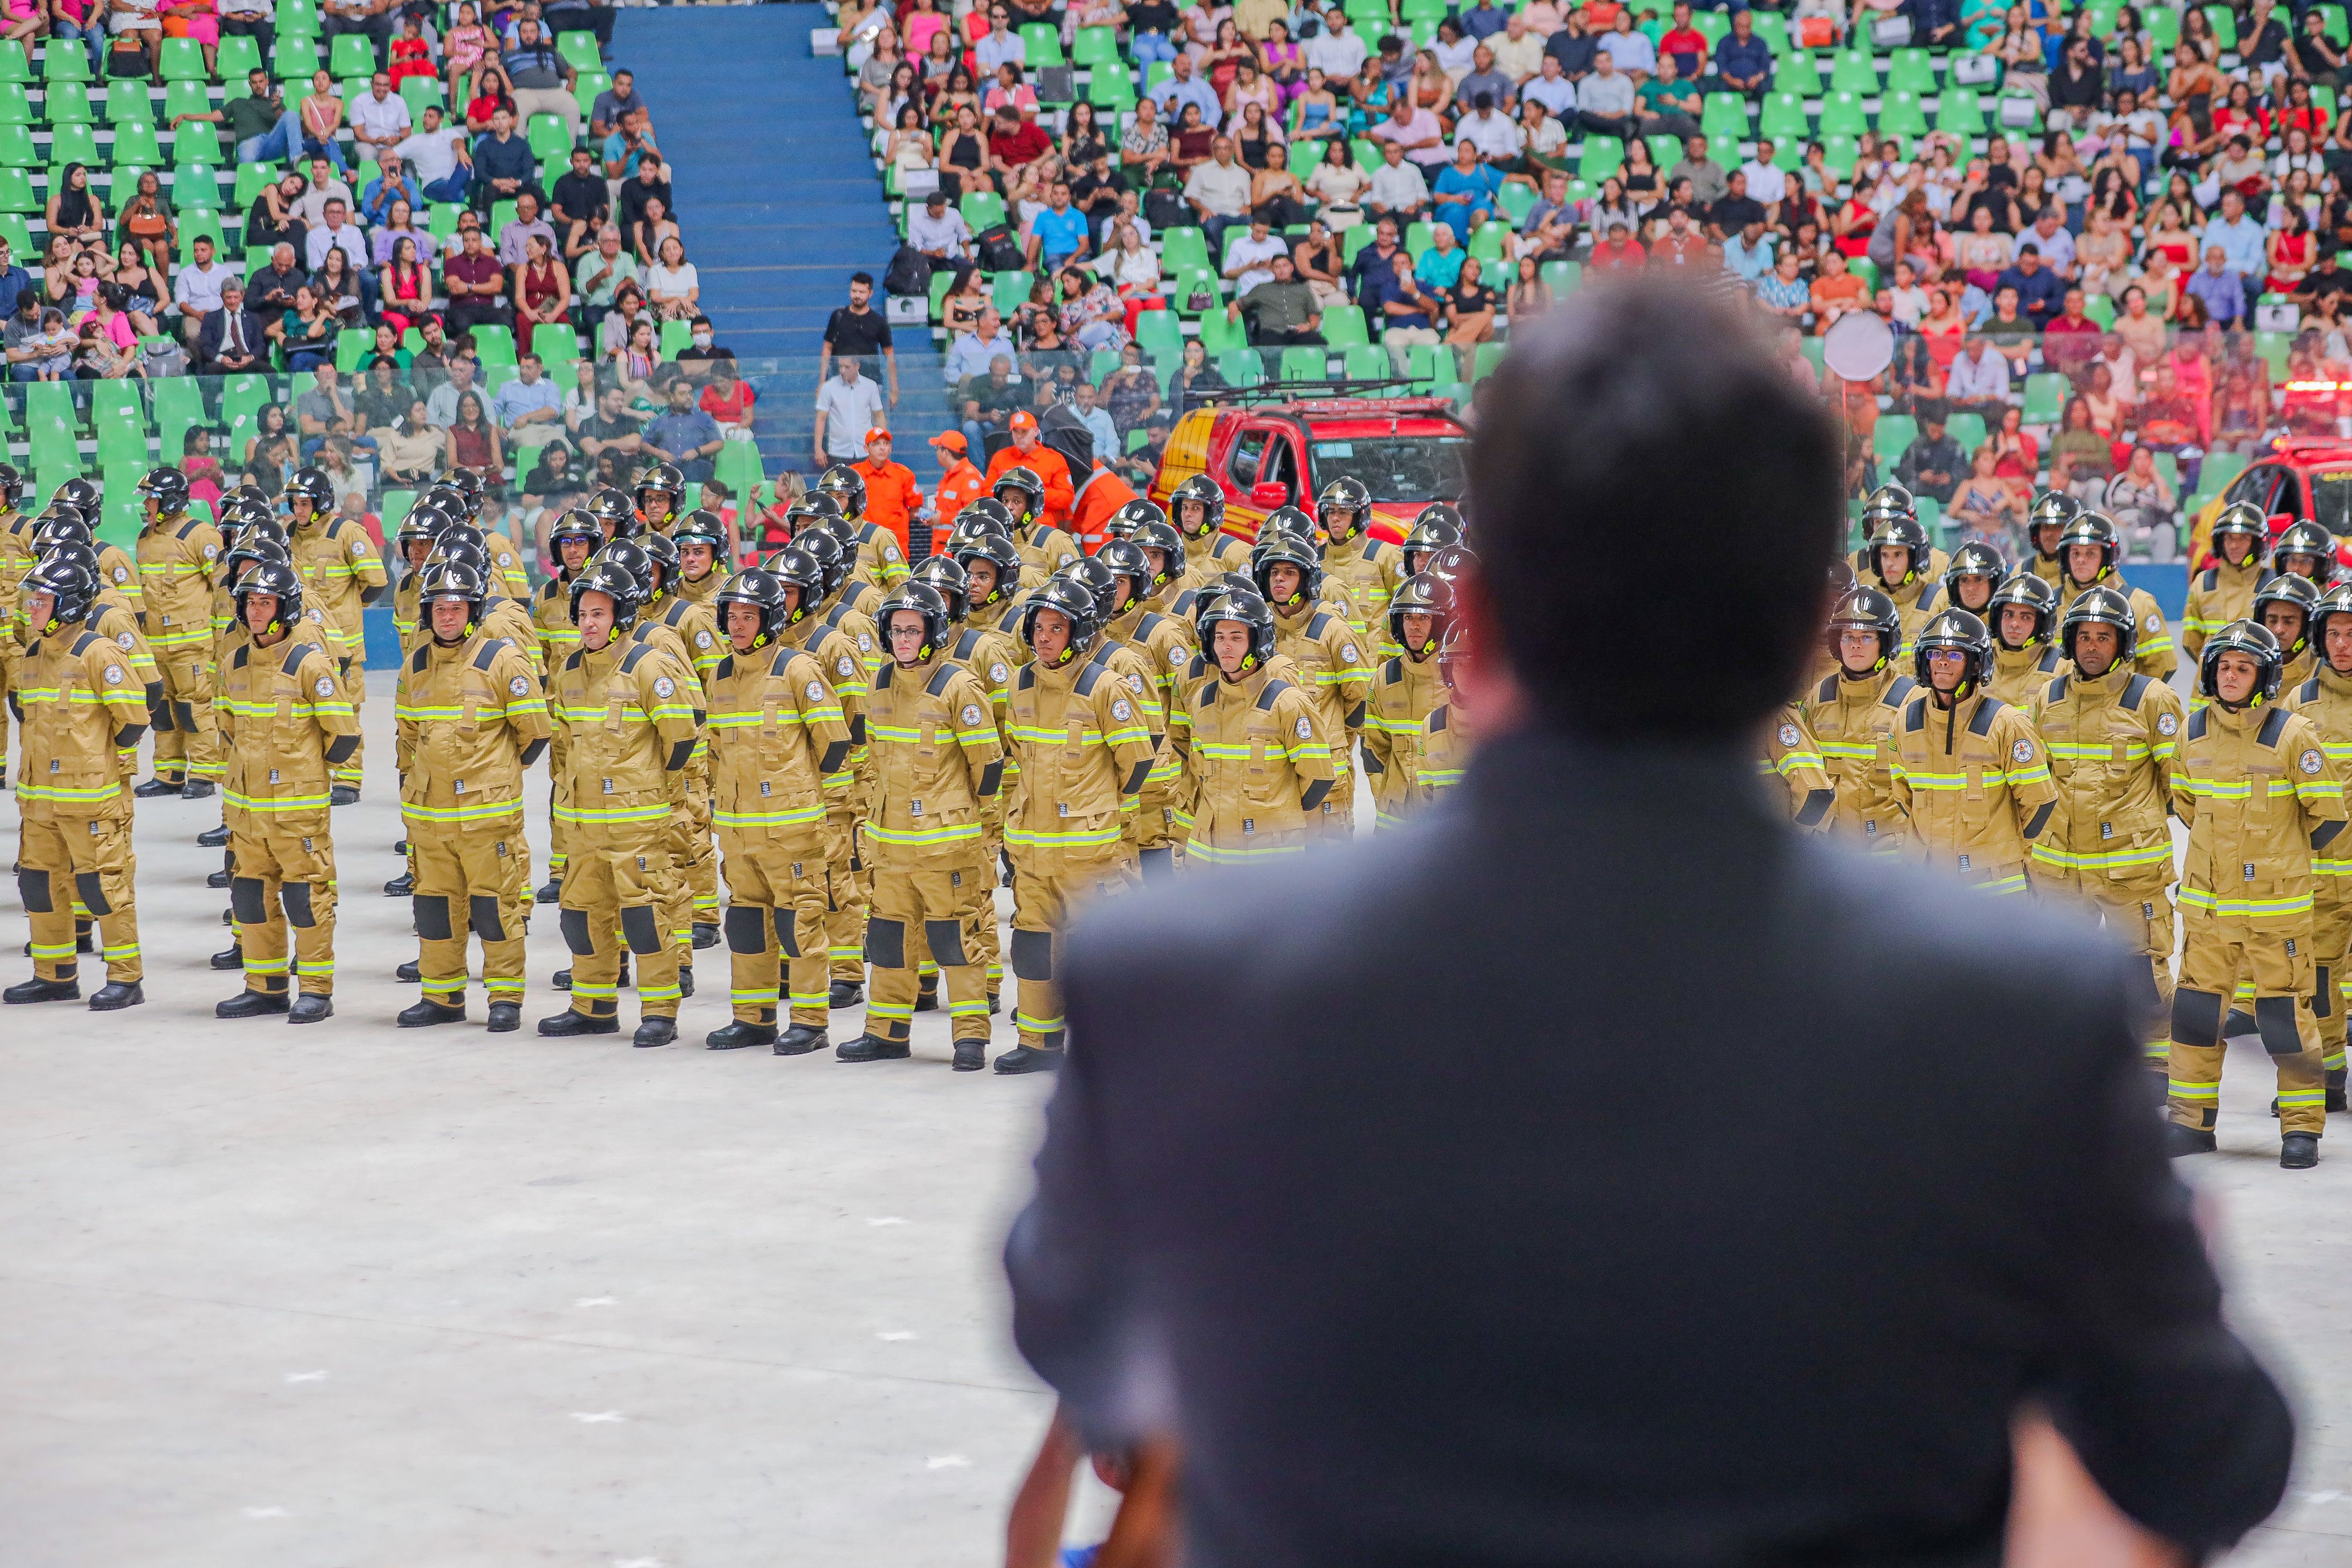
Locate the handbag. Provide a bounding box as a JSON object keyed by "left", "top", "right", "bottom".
{"left": 1869, "top": 15, "right": 1913, "bottom": 46}
{"left": 125, "top": 209, "right": 167, "bottom": 239}
{"left": 1951, "top": 53, "right": 1999, "bottom": 85}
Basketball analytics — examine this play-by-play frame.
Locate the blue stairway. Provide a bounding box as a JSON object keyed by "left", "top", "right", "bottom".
{"left": 615, "top": 4, "right": 954, "bottom": 487}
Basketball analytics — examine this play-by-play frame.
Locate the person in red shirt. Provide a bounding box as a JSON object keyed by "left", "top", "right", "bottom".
{"left": 698, "top": 360, "right": 757, "bottom": 430}
{"left": 983, "top": 411, "right": 1076, "bottom": 526}
{"left": 929, "top": 429, "right": 990, "bottom": 551}
{"left": 1658, "top": 1, "right": 1709, "bottom": 80}
{"left": 1589, "top": 222, "right": 1647, "bottom": 272}
{"left": 987, "top": 105, "right": 1052, "bottom": 183}
{"left": 1648, "top": 207, "right": 1709, "bottom": 268}
{"left": 2041, "top": 287, "right": 2103, "bottom": 376}
{"left": 853, "top": 427, "right": 925, "bottom": 556}
{"left": 1066, "top": 458, "right": 1139, "bottom": 552}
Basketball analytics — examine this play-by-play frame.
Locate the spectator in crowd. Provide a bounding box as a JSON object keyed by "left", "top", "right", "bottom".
{"left": 814, "top": 351, "right": 888, "bottom": 469}
{"left": 168, "top": 234, "right": 233, "bottom": 350}
{"left": 643, "top": 375, "right": 723, "bottom": 484}
{"left": 443, "top": 226, "right": 512, "bottom": 332}
{"left": 1574, "top": 48, "right": 1635, "bottom": 140}
{"left": 349, "top": 70, "right": 411, "bottom": 160}
{"left": 359, "top": 150, "right": 422, "bottom": 230}
{"left": 551, "top": 144, "right": 608, "bottom": 251}
{"left": 589, "top": 66, "right": 650, "bottom": 141}
{"left": 396, "top": 103, "right": 475, "bottom": 204}
{"left": 573, "top": 222, "right": 638, "bottom": 343}
{"left": 504, "top": 17, "right": 584, "bottom": 138}
{"left": 820, "top": 270, "right": 898, "bottom": 408}
{"left": 1945, "top": 334, "right": 2013, "bottom": 422}
{"left": 1184, "top": 134, "right": 1256, "bottom": 257}
{"left": 959, "top": 352, "right": 1026, "bottom": 451}
{"left": 494, "top": 351, "right": 567, "bottom": 455}
{"left": 1366, "top": 139, "right": 1430, "bottom": 224}
{"left": 573, "top": 377, "right": 643, "bottom": 469}
{"left": 193, "top": 277, "right": 266, "bottom": 375}
{"left": 1229, "top": 252, "right": 1322, "bottom": 346}
{"left": 1894, "top": 403, "right": 1967, "bottom": 504}
{"left": 472, "top": 105, "right": 543, "bottom": 210}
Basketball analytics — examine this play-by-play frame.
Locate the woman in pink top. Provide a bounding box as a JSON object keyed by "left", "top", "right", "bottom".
{"left": 898, "top": 0, "right": 949, "bottom": 62}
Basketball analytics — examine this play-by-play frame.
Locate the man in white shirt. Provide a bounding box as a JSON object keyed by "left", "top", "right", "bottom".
{"left": 974, "top": 5, "right": 1026, "bottom": 72}
{"left": 2024, "top": 207, "right": 2076, "bottom": 279}
{"left": 1455, "top": 96, "right": 1523, "bottom": 161}
{"left": 1944, "top": 335, "right": 2013, "bottom": 418}
{"left": 293, "top": 156, "right": 355, "bottom": 228}
{"left": 1222, "top": 217, "right": 1289, "bottom": 296}
{"left": 1068, "top": 380, "right": 1119, "bottom": 463}
{"left": 394, "top": 103, "right": 473, "bottom": 203}
{"left": 1520, "top": 54, "right": 1576, "bottom": 117}
{"left": 1366, "top": 138, "right": 1430, "bottom": 222}
{"left": 1183, "top": 135, "right": 1255, "bottom": 257}
{"left": 348, "top": 70, "right": 410, "bottom": 154}
{"left": 814, "top": 355, "right": 888, "bottom": 467}
{"left": 1739, "top": 142, "right": 1788, "bottom": 210}
{"left": 169, "top": 234, "right": 236, "bottom": 348}
{"left": 907, "top": 188, "right": 976, "bottom": 291}
{"left": 302, "top": 198, "right": 379, "bottom": 317}
{"left": 1305, "top": 7, "right": 1367, "bottom": 87}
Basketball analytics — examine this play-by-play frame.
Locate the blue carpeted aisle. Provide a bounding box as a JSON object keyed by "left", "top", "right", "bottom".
{"left": 616, "top": 4, "right": 951, "bottom": 487}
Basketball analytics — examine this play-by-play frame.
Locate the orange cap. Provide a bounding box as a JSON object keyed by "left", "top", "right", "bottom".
{"left": 1008, "top": 410, "right": 1038, "bottom": 432}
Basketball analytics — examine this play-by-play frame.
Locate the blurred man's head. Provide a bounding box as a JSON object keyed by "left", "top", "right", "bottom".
{"left": 1466, "top": 282, "right": 1839, "bottom": 740}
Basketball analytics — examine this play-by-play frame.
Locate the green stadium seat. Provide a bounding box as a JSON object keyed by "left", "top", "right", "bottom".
{"left": 1879, "top": 90, "right": 1928, "bottom": 138}
{"left": 1936, "top": 87, "right": 1985, "bottom": 136}
{"left": 1691, "top": 9, "right": 1730, "bottom": 44}
{"left": 1018, "top": 23, "right": 1064, "bottom": 64}
{"left": 1471, "top": 342, "right": 1505, "bottom": 380}
{"left": 1771, "top": 48, "right": 1822, "bottom": 96}
{"left": 0, "top": 40, "right": 25, "bottom": 84}
{"left": 2204, "top": 3, "right": 2238, "bottom": 48}
{"left": 111, "top": 122, "right": 162, "bottom": 166}
{"left": 1945, "top": 412, "right": 1986, "bottom": 454}
{"left": 1085, "top": 70, "right": 1135, "bottom": 109}
{"left": 1873, "top": 413, "right": 1917, "bottom": 461}
{"left": 220, "top": 371, "right": 270, "bottom": 425}
{"left": 177, "top": 205, "right": 226, "bottom": 255}
{"left": 214, "top": 34, "right": 262, "bottom": 81}
{"left": 103, "top": 79, "right": 151, "bottom": 125}
{"left": 161, "top": 79, "right": 209, "bottom": 122}
{"left": 571, "top": 68, "right": 610, "bottom": 115}
{"left": 1133, "top": 308, "right": 1181, "bottom": 358}
{"left": 0, "top": 123, "right": 30, "bottom": 168}
{"left": 1198, "top": 310, "right": 1247, "bottom": 353}
{"left": 1576, "top": 134, "right": 1624, "bottom": 181}
{"left": 1828, "top": 49, "right": 1876, "bottom": 93}
{"left": 1216, "top": 346, "right": 1262, "bottom": 384}
{"left": 532, "top": 322, "right": 581, "bottom": 361}
{"left": 269, "top": 35, "right": 318, "bottom": 77}
{"left": 1820, "top": 133, "right": 1861, "bottom": 174}
{"left": 334, "top": 326, "right": 373, "bottom": 371}
{"left": 1885, "top": 47, "right": 1937, "bottom": 93}
{"left": 525, "top": 112, "right": 571, "bottom": 161}
{"left": 1403, "top": 219, "right": 1436, "bottom": 255}
{"left": 41, "top": 40, "right": 89, "bottom": 82}
{"left": 172, "top": 161, "right": 219, "bottom": 204}
{"left": 1700, "top": 93, "right": 1748, "bottom": 136}
{"left": 2020, "top": 371, "right": 2066, "bottom": 424}
{"left": 659, "top": 317, "right": 691, "bottom": 360}
{"left": 989, "top": 267, "right": 1033, "bottom": 314}
{"left": 0, "top": 212, "right": 33, "bottom": 256}
{"left": 171, "top": 122, "right": 218, "bottom": 166}
{"left": 426, "top": 201, "right": 463, "bottom": 240}
{"left": 1159, "top": 226, "right": 1210, "bottom": 272}
{"left": 1342, "top": 344, "right": 1388, "bottom": 385}
{"left": 1818, "top": 90, "right": 1867, "bottom": 136}
{"left": 556, "top": 29, "right": 601, "bottom": 71}
{"left": 472, "top": 323, "right": 517, "bottom": 363}
{"left": 0, "top": 167, "right": 35, "bottom": 212}
{"left": 1279, "top": 344, "right": 1327, "bottom": 381}
{"left": 328, "top": 33, "right": 374, "bottom": 77}
{"left": 1466, "top": 222, "right": 1505, "bottom": 264}
{"left": 399, "top": 74, "right": 439, "bottom": 122}
{"left": 151, "top": 374, "right": 205, "bottom": 454}
{"left": 488, "top": 197, "right": 517, "bottom": 234}
{"left": 0, "top": 81, "right": 31, "bottom": 127}
{"left": 232, "top": 159, "right": 278, "bottom": 204}
{"left": 1757, "top": 90, "right": 1808, "bottom": 143}
{"left": 958, "top": 189, "right": 1005, "bottom": 231}
{"left": 1539, "top": 259, "right": 1580, "bottom": 295}
{"left": 158, "top": 38, "right": 206, "bottom": 81}
{"left": 1071, "top": 25, "right": 1121, "bottom": 65}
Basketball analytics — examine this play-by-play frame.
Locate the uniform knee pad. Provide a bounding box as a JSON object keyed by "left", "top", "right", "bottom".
{"left": 2171, "top": 987, "right": 2226, "bottom": 1050}
{"left": 229, "top": 875, "right": 266, "bottom": 926}
{"left": 468, "top": 894, "right": 506, "bottom": 943}
{"left": 2256, "top": 995, "right": 2305, "bottom": 1058}
{"left": 282, "top": 883, "right": 317, "bottom": 928}
{"left": 16, "top": 868, "right": 51, "bottom": 914}
{"left": 74, "top": 870, "right": 111, "bottom": 918}
{"left": 620, "top": 904, "right": 662, "bottom": 956}
{"left": 149, "top": 697, "right": 174, "bottom": 732}
{"left": 2319, "top": 965, "right": 2334, "bottom": 1022}
{"left": 560, "top": 907, "right": 597, "bottom": 956}
{"left": 865, "top": 916, "right": 906, "bottom": 970}
{"left": 173, "top": 700, "right": 196, "bottom": 734}
{"left": 1010, "top": 927, "right": 1053, "bottom": 982}
{"left": 723, "top": 905, "right": 768, "bottom": 955}
{"left": 924, "top": 918, "right": 969, "bottom": 969}
{"left": 413, "top": 893, "right": 453, "bottom": 942}
{"left": 774, "top": 906, "right": 803, "bottom": 958}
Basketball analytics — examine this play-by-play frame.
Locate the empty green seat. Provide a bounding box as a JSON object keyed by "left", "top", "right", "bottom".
{"left": 659, "top": 317, "right": 691, "bottom": 359}
{"left": 1873, "top": 413, "right": 1917, "bottom": 460}
{"left": 270, "top": 36, "right": 318, "bottom": 77}
{"left": 1700, "top": 93, "right": 1748, "bottom": 136}
{"left": 1084, "top": 70, "right": 1134, "bottom": 109}
{"left": 525, "top": 111, "right": 571, "bottom": 160}
{"left": 1886, "top": 47, "right": 1937, "bottom": 93}
{"left": 556, "top": 29, "right": 601, "bottom": 71}
{"left": 958, "top": 190, "right": 1005, "bottom": 231}
{"left": 1133, "top": 308, "right": 1181, "bottom": 358}
{"left": 1771, "top": 48, "right": 1823, "bottom": 96}
{"left": 1936, "top": 88, "right": 1985, "bottom": 136}
{"left": 111, "top": 122, "right": 162, "bottom": 165}
{"left": 103, "top": 80, "right": 151, "bottom": 125}
{"left": 214, "top": 34, "right": 262, "bottom": 81}
{"left": 0, "top": 123, "right": 32, "bottom": 168}
{"left": 473, "top": 324, "right": 516, "bottom": 362}
{"left": 1818, "top": 90, "right": 1867, "bottom": 135}
{"left": 1827, "top": 49, "right": 1876, "bottom": 93}
{"left": 232, "top": 159, "right": 278, "bottom": 204}
{"left": 334, "top": 326, "right": 373, "bottom": 371}
{"left": 1214, "top": 345, "right": 1261, "bottom": 383}
{"left": 1071, "top": 26, "right": 1121, "bottom": 65}
{"left": 1757, "top": 90, "right": 1808, "bottom": 143}
{"left": 0, "top": 41, "right": 26, "bottom": 83}
{"left": 1320, "top": 304, "right": 1368, "bottom": 346}
{"left": 2020, "top": 371, "right": 2066, "bottom": 423}
{"left": 399, "top": 74, "right": 439, "bottom": 121}
{"left": 161, "top": 79, "right": 210, "bottom": 122}
{"left": 41, "top": 41, "right": 89, "bottom": 82}
{"left": 1342, "top": 344, "right": 1388, "bottom": 384}
{"left": 1018, "top": 22, "right": 1064, "bottom": 64}
{"left": 1879, "top": 90, "right": 1928, "bottom": 137}
{"left": 0, "top": 166, "right": 35, "bottom": 212}
{"left": 44, "top": 81, "right": 91, "bottom": 124}
{"left": 328, "top": 33, "right": 374, "bottom": 76}
{"left": 0, "top": 82, "right": 28, "bottom": 126}
{"left": 158, "top": 38, "right": 207, "bottom": 81}
{"left": 171, "top": 122, "right": 218, "bottom": 166}
{"left": 532, "top": 323, "right": 580, "bottom": 361}
{"left": 172, "top": 162, "right": 219, "bottom": 204}
{"left": 177, "top": 205, "right": 226, "bottom": 254}
{"left": 1197, "top": 310, "right": 1247, "bottom": 354}
{"left": 1279, "top": 345, "right": 1328, "bottom": 381}
{"left": 1539, "top": 259, "right": 1580, "bottom": 294}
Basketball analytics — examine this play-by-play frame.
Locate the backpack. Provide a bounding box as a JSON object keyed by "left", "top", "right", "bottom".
{"left": 975, "top": 223, "right": 1027, "bottom": 272}
{"left": 883, "top": 243, "right": 934, "bottom": 298}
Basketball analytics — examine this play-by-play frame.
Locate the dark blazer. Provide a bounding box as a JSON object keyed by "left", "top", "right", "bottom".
{"left": 195, "top": 308, "right": 269, "bottom": 375}
{"left": 1008, "top": 727, "right": 2292, "bottom": 1568}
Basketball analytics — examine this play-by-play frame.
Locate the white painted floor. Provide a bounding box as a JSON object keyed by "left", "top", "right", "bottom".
{"left": 0, "top": 672, "right": 2343, "bottom": 1566}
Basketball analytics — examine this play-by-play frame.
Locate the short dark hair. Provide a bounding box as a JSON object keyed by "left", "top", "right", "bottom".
{"left": 1468, "top": 281, "right": 1838, "bottom": 740}
{"left": 849, "top": 270, "right": 875, "bottom": 288}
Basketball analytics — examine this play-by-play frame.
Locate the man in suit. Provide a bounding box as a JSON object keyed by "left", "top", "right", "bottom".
{"left": 195, "top": 278, "right": 267, "bottom": 376}
{"left": 1005, "top": 281, "right": 2295, "bottom": 1568}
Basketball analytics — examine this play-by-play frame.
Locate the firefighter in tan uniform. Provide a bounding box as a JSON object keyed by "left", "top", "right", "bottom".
{"left": 838, "top": 581, "right": 1004, "bottom": 1069}
{"left": 427, "top": 469, "right": 532, "bottom": 597}
{"left": 1362, "top": 572, "right": 1449, "bottom": 829}
{"left": 2053, "top": 512, "right": 2178, "bottom": 681}
{"left": 2274, "top": 518, "right": 2339, "bottom": 589}
{"left": 672, "top": 509, "right": 730, "bottom": 607}
{"left": 1169, "top": 472, "right": 1250, "bottom": 585}
{"left": 2183, "top": 503, "right": 2274, "bottom": 660}
{"left": 1185, "top": 585, "right": 1337, "bottom": 869}
{"left": 770, "top": 544, "right": 873, "bottom": 1008}
{"left": 1868, "top": 514, "right": 1944, "bottom": 653}
{"left": 2028, "top": 586, "right": 2186, "bottom": 1071}
{"left": 1065, "top": 555, "right": 1169, "bottom": 856}
{"left": 1253, "top": 533, "right": 1370, "bottom": 840}
{"left": 1850, "top": 483, "right": 1951, "bottom": 586}
{"left": 1317, "top": 476, "right": 1406, "bottom": 658}
{"left": 2017, "top": 491, "right": 2075, "bottom": 592}
{"left": 130, "top": 467, "right": 223, "bottom": 797}
{"left": 1095, "top": 538, "right": 1192, "bottom": 871}
{"left": 2288, "top": 581, "right": 2352, "bottom": 1110}
{"left": 543, "top": 557, "right": 701, "bottom": 1046}
{"left": 800, "top": 530, "right": 886, "bottom": 1001}
{"left": 633, "top": 531, "right": 726, "bottom": 953}
{"left": 282, "top": 466, "right": 388, "bottom": 800}
{"left": 1981, "top": 574, "right": 2065, "bottom": 710}
{"left": 214, "top": 558, "right": 359, "bottom": 1023}
{"left": 4, "top": 553, "right": 148, "bottom": 1010}
{"left": 532, "top": 508, "right": 600, "bottom": 903}
{"left": 1802, "top": 585, "right": 1915, "bottom": 849}
{"left": 914, "top": 552, "right": 1016, "bottom": 1000}
{"left": 0, "top": 462, "right": 35, "bottom": 780}
{"left": 396, "top": 559, "right": 552, "bottom": 1033}
{"left": 1881, "top": 608, "right": 2057, "bottom": 896}
{"left": 2253, "top": 573, "right": 2321, "bottom": 692}
{"left": 1417, "top": 625, "right": 1474, "bottom": 805}
{"left": 995, "top": 465, "right": 1084, "bottom": 589}
{"left": 1759, "top": 704, "right": 1834, "bottom": 826}
{"left": 49, "top": 477, "right": 143, "bottom": 618}
{"left": 632, "top": 460, "right": 687, "bottom": 537}
{"left": 703, "top": 567, "right": 851, "bottom": 1054}
{"left": 2164, "top": 619, "right": 2346, "bottom": 1168}
{"left": 999, "top": 575, "right": 1156, "bottom": 1073}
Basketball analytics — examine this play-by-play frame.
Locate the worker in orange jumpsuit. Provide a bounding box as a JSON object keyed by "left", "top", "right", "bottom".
{"left": 1066, "top": 459, "right": 1139, "bottom": 554}
{"left": 928, "top": 430, "right": 990, "bottom": 552}
{"left": 852, "top": 427, "right": 925, "bottom": 558}
{"left": 983, "top": 411, "right": 1076, "bottom": 527}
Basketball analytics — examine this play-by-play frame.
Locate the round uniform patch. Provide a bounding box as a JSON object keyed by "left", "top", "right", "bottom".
{"left": 315, "top": 677, "right": 336, "bottom": 698}
{"left": 883, "top": 544, "right": 901, "bottom": 562}
{"left": 653, "top": 675, "right": 676, "bottom": 699}
{"left": 1296, "top": 716, "right": 1313, "bottom": 740}
{"left": 497, "top": 553, "right": 513, "bottom": 569}
{"left": 694, "top": 630, "right": 712, "bottom": 649}
{"left": 837, "top": 655, "right": 857, "bottom": 678}
{"left": 990, "top": 661, "right": 1010, "bottom": 683}
{"left": 201, "top": 543, "right": 218, "bottom": 560}
{"left": 102, "top": 664, "right": 122, "bottom": 684}
{"left": 2012, "top": 739, "right": 2034, "bottom": 763}
{"left": 2157, "top": 712, "right": 2179, "bottom": 736}
{"left": 1342, "top": 644, "right": 1360, "bottom": 662}
{"left": 856, "top": 633, "right": 873, "bottom": 651}
{"left": 1778, "top": 723, "right": 1800, "bottom": 747}
{"left": 1167, "top": 645, "right": 1185, "bottom": 666}
{"left": 2304, "top": 748, "right": 2326, "bottom": 776}
{"left": 111, "top": 565, "right": 129, "bottom": 584}
{"left": 806, "top": 680, "right": 825, "bottom": 702}
{"left": 2144, "top": 612, "right": 2161, "bottom": 630}
{"left": 307, "top": 607, "right": 325, "bottom": 622}
{"left": 1111, "top": 697, "right": 1132, "bottom": 721}
{"left": 1056, "top": 553, "right": 1076, "bottom": 568}
{"left": 350, "top": 540, "right": 369, "bottom": 556}
{"left": 508, "top": 675, "right": 531, "bottom": 697}
{"left": 115, "top": 632, "right": 134, "bottom": 649}
{"left": 961, "top": 702, "right": 983, "bottom": 726}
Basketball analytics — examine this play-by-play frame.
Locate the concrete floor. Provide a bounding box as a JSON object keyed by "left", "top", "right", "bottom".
{"left": 0, "top": 671, "right": 2345, "bottom": 1566}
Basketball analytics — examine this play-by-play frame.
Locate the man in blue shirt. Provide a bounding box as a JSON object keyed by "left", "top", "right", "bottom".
{"left": 1712, "top": 11, "right": 1772, "bottom": 94}
{"left": 1994, "top": 243, "right": 2067, "bottom": 328}
{"left": 2184, "top": 245, "right": 2248, "bottom": 327}
{"left": 1026, "top": 181, "right": 1092, "bottom": 272}
{"left": 471, "top": 105, "right": 543, "bottom": 211}
{"left": 2199, "top": 189, "right": 2268, "bottom": 320}
{"left": 642, "top": 378, "right": 726, "bottom": 484}
{"left": 1153, "top": 52, "right": 1222, "bottom": 129}
{"left": 1462, "top": 0, "right": 1510, "bottom": 40}
{"left": 0, "top": 235, "right": 34, "bottom": 321}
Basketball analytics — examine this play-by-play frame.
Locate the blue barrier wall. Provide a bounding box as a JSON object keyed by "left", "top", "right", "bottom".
{"left": 364, "top": 603, "right": 400, "bottom": 670}
{"left": 2132, "top": 563, "right": 2189, "bottom": 620}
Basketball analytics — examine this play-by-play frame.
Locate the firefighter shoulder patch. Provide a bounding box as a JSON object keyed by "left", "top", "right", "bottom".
{"left": 509, "top": 675, "right": 531, "bottom": 697}
{"left": 857, "top": 633, "right": 873, "bottom": 651}
{"left": 990, "top": 661, "right": 1009, "bottom": 683}
{"left": 653, "top": 675, "right": 676, "bottom": 698}
{"left": 961, "top": 702, "right": 983, "bottom": 726}
{"left": 316, "top": 677, "right": 336, "bottom": 697}
{"left": 103, "top": 664, "right": 122, "bottom": 684}
{"left": 2157, "top": 712, "right": 2179, "bottom": 736}
{"left": 111, "top": 565, "right": 129, "bottom": 583}
{"left": 1295, "top": 716, "right": 1312, "bottom": 740}
{"left": 2012, "top": 739, "right": 2034, "bottom": 763}
{"left": 202, "top": 543, "right": 218, "bottom": 559}
{"left": 1342, "top": 643, "right": 1360, "bottom": 663}
{"left": 805, "top": 680, "right": 825, "bottom": 703}
{"left": 2145, "top": 612, "right": 2161, "bottom": 630}
{"left": 837, "top": 654, "right": 857, "bottom": 678}
{"left": 1110, "top": 697, "right": 1132, "bottom": 721}
{"left": 2303, "top": 748, "right": 2326, "bottom": 775}
{"left": 1779, "top": 723, "right": 1800, "bottom": 747}
{"left": 694, "top": 630, "right": 712, "bottom": 648}
{"left": 1168, "top": 645, "right": 1185, "bottom": 665}
{"left": 115, "top": 632, "right": 134, "bottom": 649}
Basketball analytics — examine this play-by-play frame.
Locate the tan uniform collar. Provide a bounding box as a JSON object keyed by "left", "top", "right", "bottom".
{"left": 2320, "top": 663, "right": 2352, "bottom": 696}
